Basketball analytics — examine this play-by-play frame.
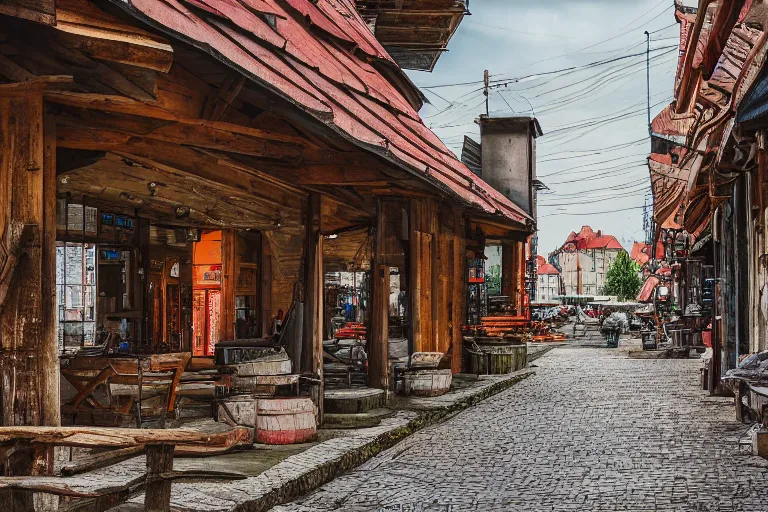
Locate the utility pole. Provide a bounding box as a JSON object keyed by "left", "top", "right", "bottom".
{"left": 644, "top": 31, "right": 651, "bottom": 135}
{"left": 483, "top": 69, "right": 489, "bottom": 116}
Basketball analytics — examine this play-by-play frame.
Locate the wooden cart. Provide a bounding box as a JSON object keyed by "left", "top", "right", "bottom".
{"left": 60, "top": 353, "right": 191, "bottom": 427}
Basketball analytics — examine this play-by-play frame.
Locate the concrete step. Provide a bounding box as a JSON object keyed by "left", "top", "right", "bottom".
{"left": 324, "top": 387, "right": 386, "bottom": 414}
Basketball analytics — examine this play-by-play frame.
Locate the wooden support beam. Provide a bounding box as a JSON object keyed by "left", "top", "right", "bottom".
{"left": 203, "top": 74, "right": 245, "bottom": 122}
{"left": 220, "top": 230, "right": 237, "bottom": 342}
{"left": 54, "top": 0, "right": 174, "bottom": 73}
{"left": 144, "top": 444, "right": 173, "bottom": 512}
{"left": 410, "top": 198, "right": 438, "bottom": 353}
{"left": 369, "top": 199, "right": 393, "bottom": 391}
{"left": 259, "top": 234, "right": 273, "bottom": 337}
{"left": 451, "top": 212, "right": 466, "bottom": 374}
{"left": 0, "top": 94, "right": 60, "bottom": 427}
{"left": 302, "top": 193, "right": 323, "bottom": 423}
{"left": 0, "top": 0, "right": 55, "bottom": 25}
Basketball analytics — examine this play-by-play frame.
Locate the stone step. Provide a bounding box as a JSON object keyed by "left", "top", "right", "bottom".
{"left": 322, "top": 413, "right": 382, "bottom": 429}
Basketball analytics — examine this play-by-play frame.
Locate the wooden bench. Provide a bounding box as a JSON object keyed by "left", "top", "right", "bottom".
{"left": 0, "top": 426, "right": 252, "bottom": 511}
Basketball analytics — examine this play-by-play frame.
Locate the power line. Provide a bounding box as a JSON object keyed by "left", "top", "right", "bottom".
{"left": 464, "top": 21, "right": 570, "bottom": 39}
{"left": 517, "top": 1, "right": 673, "bottom": 71}
{"left": 539, "top": 204, "right": 648, "bottom": 218}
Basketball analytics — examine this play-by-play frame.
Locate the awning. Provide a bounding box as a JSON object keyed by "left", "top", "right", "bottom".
{"left": 637, "top": 276, "right": 660, "bottom": 303}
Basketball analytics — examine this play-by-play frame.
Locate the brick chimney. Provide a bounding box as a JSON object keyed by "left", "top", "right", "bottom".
{"left": 478, "top": 115, "right": 542, "bottom": 217}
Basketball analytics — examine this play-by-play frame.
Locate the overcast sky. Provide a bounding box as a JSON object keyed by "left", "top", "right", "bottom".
{"left": 406, "top": 0, "right": 692, "bottom": 257}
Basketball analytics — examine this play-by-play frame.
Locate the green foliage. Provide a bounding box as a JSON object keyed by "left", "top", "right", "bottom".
{"left": 601, "top": 251, "right": 642, "bottom": 302}
{"left": 487, "top": 264, "right": 501, "bottom": 296}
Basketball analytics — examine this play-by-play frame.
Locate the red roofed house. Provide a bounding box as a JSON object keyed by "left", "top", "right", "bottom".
{"left": 549, "top": 226, "right": 626, "bottom": 296}
{"left": 536, "top": 255, "right": 562, "bottom": 301}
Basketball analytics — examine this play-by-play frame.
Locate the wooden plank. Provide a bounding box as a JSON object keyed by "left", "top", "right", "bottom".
{"left": 54, "top": 2, "right": 174, "bottom": 73}
{"left": 0, "top": 426, "right": 252, "bottom": 448}
{"left": 0, "top": 0, "right": 55, "bottom": 25}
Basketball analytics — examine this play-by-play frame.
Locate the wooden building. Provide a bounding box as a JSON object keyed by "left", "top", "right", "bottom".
{"left": 648, "top": 0, "right": 768, "bottom": 391}
{"left": 0, "top": 0, "right": 532, "bottom": 427}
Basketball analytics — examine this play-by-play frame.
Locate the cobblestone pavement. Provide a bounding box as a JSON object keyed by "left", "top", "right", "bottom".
{"left": 273, "top": 347, "right": 768, "bottom": 512}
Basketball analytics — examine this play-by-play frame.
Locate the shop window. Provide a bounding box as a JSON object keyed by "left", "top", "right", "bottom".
{"left": 57, "top": 242, "right": 97, "bottom": 351}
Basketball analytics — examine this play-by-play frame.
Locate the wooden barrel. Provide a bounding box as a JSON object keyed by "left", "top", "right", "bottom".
{"left": 403, "top": 369, "right": 452, "bottom": 397}
{"left": 255, "top": 398, "right": 316, "bottom": 445}
{"left": 468, "top": 344, "right": 527, "bottom": 374}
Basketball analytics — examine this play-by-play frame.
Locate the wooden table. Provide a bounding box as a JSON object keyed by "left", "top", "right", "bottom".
{"left": 60, "top": 353, "right": 191, "bottom": 426}
{"left": 0, "top": 426, "right": 251, "bottom": 511}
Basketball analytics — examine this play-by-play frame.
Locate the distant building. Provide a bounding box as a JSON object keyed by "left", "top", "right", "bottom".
{"left": 536, "top": 255, "right": 562, "bottom": 301}
{"left": 549, "top": 226, "right": 625, "bottom": 296}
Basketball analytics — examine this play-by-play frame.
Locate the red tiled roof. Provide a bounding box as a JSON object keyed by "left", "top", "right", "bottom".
{"left": 537, "top": 263, "right": 560, "bottom": 276}
{"left": 582, "top": 235, "right": 623, "bottom": 250}
{"left": 536, "top": 255, "right": 559, "bottom": 274}
{"left": 561, "top": 226, "right": 622, "bottom": 251}
{"left": 113, "top": 0, "right": 531, "bottom": 226}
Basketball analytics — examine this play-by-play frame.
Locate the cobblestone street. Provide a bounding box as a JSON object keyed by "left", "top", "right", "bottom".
{"left": 274, "top": 347, "right": 768, "bottom": 512}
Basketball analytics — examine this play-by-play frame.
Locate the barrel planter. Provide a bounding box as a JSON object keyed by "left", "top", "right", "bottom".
{"left": 468, "top": 343, "right": 527, "bottom": 375}
{"left": 255, "top": 397, "right": 317, "bottom": 445}
{"left": 403, "top": 369, "right": 452, "bottom": 397}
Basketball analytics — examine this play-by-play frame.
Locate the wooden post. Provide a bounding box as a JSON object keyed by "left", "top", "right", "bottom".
{"left": 451, "top": 213, "right": 466, "bottom": 374}
{"left": 220, "top": 229, "right": 237, "bottom": 341}
{"left": 259, "top": 234, "right": 273, "bottom": 337}
{"left": 369, "top": 256, "right": 390, "bottom": 389}
{"left": 410, "top": 199, "right": 436, "bottom": 353}
{"left": 303, "top": 194, "right": 323, "bottom": 422}
{"left": 0, "top": 94, "right": 60, "bottom": 427}
{"left": 145, "top": 444, "right": 174, "bottom": 512}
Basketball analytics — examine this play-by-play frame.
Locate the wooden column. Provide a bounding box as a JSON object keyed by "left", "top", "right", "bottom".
{"left": 369, "top": 264, "right": 389, "bottom": 390}
{"left": 0, "top": 94, "right": 60, "bottom": 426}
{"left": 410, "top": 199, "right": 437, "bottom": 353}
{"left": 302, "top": 193, "right": 323, "bottom": 421}
{"left": 450, "top": 214, "right": 466, "bottom": 374}
{"left": 145, "top": 444, "right": 174, "bottom": 512}
{"left": 435, "top": 231, "right": 451, "bottom": 355}
{"left": 220, "top": 229, "right": 237, "bottom": 341}
{"left": 259, "top": 234, "right": 273, "bottom": 337}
